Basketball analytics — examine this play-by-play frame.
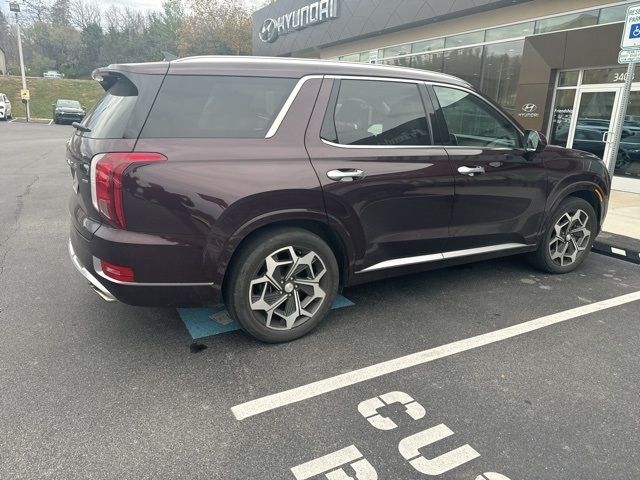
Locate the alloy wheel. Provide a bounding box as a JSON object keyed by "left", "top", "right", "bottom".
{"left": 548, "top": 209, "right": 591, "bottom": 267}
{"left": 249, "top": 246, "right": 328, "bottom": 330}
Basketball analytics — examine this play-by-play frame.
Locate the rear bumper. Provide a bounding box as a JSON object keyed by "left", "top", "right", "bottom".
{"left": 68, "top": 239, "right": 117, "bottom": 302}
{"left": 68, "top": 224, "right": 221, "bottom": 306}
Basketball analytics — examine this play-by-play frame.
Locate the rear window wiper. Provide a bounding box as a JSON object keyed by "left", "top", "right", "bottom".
{"left": 72, "top": 122, "right": 91, "bottom": 133}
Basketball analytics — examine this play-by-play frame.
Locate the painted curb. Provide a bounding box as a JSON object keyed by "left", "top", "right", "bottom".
{"left": 593, "top": 232, "right": 640, "bottom": 265}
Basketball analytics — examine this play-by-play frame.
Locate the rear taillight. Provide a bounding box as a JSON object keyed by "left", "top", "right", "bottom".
{"left": 90, "top": 152, "right": 166, "bottom": 229}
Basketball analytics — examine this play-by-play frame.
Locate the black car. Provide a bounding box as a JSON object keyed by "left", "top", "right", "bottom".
{"left": 53, "top": 99, "right": 85, "bottom": 124}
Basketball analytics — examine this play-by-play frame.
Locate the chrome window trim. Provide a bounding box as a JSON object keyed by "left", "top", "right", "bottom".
{"left": 265, "top": 75, "right": 324, "bottom": 138}
{"left": 358, "top": 243, "right": 532, "bottom": 273}
{"left": 93, "top": 257, "right": 214, "bottom": 287}
{"left": 320, "top": 138, "right": 440, "bottom": 150}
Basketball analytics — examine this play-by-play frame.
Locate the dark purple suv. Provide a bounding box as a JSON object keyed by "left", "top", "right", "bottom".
{"left": 68, "top": 56, "right": 609, "bottom": 342}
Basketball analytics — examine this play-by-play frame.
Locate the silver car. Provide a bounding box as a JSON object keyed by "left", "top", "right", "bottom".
{"left": 0, "top": 93, "right": 12, "bottom": 120}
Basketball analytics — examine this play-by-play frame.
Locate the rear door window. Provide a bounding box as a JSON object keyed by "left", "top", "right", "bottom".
{"left": 141, "top": 75, "right": 297, "bottom": 138}
{"left": 321, "top": 79, "right": 432, "bottom": 146}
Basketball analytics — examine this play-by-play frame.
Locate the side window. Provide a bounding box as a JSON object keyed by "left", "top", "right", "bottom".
{"left": 433, "top": 86, "right": 521, "bottom": 148}
{"left": 321, "top": 79, "right": 431, "bottom": 146}
{"left": 141, "top": 76, "right": 297, "bottom": 139}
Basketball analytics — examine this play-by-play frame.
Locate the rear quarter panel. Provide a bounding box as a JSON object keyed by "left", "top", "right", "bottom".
{"left": 129, "top": 78, "right": 326, "bottom": 291}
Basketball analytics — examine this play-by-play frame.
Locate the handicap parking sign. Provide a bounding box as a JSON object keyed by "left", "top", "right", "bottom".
{"left": 630, "top": 23, "right": 640, "bottom": 39}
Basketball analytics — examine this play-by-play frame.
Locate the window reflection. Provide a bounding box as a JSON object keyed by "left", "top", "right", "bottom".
{"left": 535, "top": 10, "right": 598, "bottom": 34}
{"left": 443, "top": 46, "right": 483, "bottom": 88}
{"left": 410, "top": 52, "right": 444, "bottom": 73}
{"left": 549, "top": 90, "right": 576, "bottom": 146}
{"left": 480, "top": 40, "right": 524, "bottom": 114}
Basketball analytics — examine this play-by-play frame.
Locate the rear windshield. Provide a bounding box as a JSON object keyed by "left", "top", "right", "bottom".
{"left": 80, "top": 72, "right": 163, "bottom": 139}
{"left": 58, "top": 100, "right": 81, "bottom": 108}
{"left": 140, "top": 75, "right": 297, "bottom": 139}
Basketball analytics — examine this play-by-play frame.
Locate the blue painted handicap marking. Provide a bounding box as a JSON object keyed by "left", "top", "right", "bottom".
{"left": 178, "top": 295, "right": 355, "bottom": 340}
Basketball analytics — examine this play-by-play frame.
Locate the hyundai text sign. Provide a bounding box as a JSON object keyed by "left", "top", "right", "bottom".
{"left": 621, "top": 5, "right": 640, "bottom": 49}
{"left": 259, "top": 0, "right": 339, "bottom": 43}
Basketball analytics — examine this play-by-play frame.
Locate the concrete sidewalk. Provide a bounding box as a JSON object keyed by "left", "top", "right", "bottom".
{"left": 604, "top": 190, "right": 640, "bottom": 240}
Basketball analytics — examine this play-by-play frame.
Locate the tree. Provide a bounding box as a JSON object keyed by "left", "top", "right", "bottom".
{"left": 179, "top": 0, "right": 252, "bottom": 56}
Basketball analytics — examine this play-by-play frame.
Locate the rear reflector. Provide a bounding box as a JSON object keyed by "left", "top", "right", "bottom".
{"left": 99, "top": 259, "right": 135, "bottom": 283}
{"left": 90, "top": 152, "right": 166, "bottom": 229}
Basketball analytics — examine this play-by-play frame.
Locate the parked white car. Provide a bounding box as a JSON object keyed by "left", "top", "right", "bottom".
{"left": 0, "top": 93, "right": 12, "bottom": 120}
{"left": 43, "top": 70, "right": 64, "bottom": 79}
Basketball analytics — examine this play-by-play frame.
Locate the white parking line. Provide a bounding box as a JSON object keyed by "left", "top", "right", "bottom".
{"left": 232, "top": 290, "right": 640, "bottom": 420}
{"left": 48, "top": 119, "right": 53, "bottom": 126}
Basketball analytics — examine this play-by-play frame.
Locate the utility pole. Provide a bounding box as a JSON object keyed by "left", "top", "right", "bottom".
{"left": 9, "top": 2, "right": 30, "bottom": 122}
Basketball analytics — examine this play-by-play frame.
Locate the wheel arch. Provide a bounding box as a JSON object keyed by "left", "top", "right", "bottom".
{"left": 217, "top": 215, "right": 354, "bottom": 298}
{"left": 545, "top": 178, "right": 608, "bottom": 235}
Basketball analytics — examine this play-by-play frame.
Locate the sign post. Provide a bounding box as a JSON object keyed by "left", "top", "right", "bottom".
{"left": 609, "top": 4, "right": 640, "bottom": 175}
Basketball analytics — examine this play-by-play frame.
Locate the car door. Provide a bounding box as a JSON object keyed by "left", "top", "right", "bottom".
{"left": 428, "top": 84, "right": 547, "bottom": 252}
{"left": 305, "top": 77, "right": 455, "bottom": 275}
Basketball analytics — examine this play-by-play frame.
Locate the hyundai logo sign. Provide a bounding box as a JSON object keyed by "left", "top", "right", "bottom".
{"left": 259, "top": 0, "right": 339, "bottom": 43}
{"left": 522, "top": 103, "right": 538, "bottom": 113}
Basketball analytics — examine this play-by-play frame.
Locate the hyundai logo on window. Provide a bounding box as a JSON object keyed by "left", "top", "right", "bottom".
{"left": 518, "top": 103, "right": 540, "bottom": 119}
{"left": 259, "top": 0, "right": 339, "bottom": 43}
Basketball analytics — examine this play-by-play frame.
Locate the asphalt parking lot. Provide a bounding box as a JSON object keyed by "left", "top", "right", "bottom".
{"left": 1, "top": 121, "right": 639, "bottom": 480}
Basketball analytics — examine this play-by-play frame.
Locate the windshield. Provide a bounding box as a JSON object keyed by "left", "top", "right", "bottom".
{"left": 58, "top": 100, "right": 81, "bottom": 108}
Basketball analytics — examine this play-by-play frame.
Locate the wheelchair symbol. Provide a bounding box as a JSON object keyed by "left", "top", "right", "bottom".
{"left": 630, "top": 24, "right": 640, "bottom": 39}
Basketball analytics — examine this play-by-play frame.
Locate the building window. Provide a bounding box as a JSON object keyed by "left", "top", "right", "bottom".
{"left": 549, "top": 89, "right": 576, "bottom": 147}
{"left": 485, "top": 22, "right": 534, "bottom": 42}
{"left": 410, "top": 52, "right": 444, "bottom": 73}
{"left": 381, "top": 43, "right": 412, "bottom": 59}
{"left": 558, "top": 70, "right": 579, "bottom": 87}
{"left": 480, "top": 40, "right": 524, "bottom": 114}
{"left": 443, "top": 46, "right": 483, "bottom": 88}
{"left": 445, "top": 31, "right": 485, "bottom": 49}
{"left": 598, "top": 5, "right": 628, "bottom": 24}
{"left": 534, "top": 10, "right": 599, "bottom": 34}
{"left": 379, "top": 57, "right": 411, "bottom": 67}
{"left": 411, "top": 38, "right": 445, "bottom": 54}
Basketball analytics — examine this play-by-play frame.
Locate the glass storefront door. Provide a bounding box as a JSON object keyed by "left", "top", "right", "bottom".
{"left": 550, "top": 67, "right": 640, "bottom": 192}
{"left": 567, "top": 88, "right": 620, "bottom": 169}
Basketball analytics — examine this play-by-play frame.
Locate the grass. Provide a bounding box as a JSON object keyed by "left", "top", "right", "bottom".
{"left": 0, "top": 76, "right": 104, "bottom": 119}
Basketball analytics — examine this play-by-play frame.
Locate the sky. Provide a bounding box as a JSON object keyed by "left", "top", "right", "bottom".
{"left": 1, "top": 0, "right": 266, "bottom": 16}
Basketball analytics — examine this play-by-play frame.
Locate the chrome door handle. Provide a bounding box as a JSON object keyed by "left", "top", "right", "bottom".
{"left": 602, "top": 131, "right": 612, "bottom": 143}
{"left": 457, "top": 166, "right": 485, "bottom": 176}
{"left": 327, "top": 169, "right": 365, "bottom": 182}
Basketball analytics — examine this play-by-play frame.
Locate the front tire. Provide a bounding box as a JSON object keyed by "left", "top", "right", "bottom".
{"left": 529, "top": 197, "right": 596, "bottom": 274}
{"left": 224, "top": 228, "right": 339, "bottom": 343}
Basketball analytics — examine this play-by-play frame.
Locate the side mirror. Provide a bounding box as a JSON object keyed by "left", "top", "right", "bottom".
{"left": 524, "top": 130, "right": 547, "bottom": 153}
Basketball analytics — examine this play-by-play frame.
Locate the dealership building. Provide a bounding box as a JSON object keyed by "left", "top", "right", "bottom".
{"left": 253, "top": 0, "right": 640, "bottom": 193}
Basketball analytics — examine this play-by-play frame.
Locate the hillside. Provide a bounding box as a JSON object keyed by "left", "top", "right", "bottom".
{"left": 0, "top": 76, "right": 104, "bottom": 119}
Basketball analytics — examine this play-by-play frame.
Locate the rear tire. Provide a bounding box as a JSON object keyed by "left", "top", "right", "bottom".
{"left": 529, "top": 197, "right": 596, "bottom": 274}
{"left": 224, "top": 228, "right": 339, "bottom": 343}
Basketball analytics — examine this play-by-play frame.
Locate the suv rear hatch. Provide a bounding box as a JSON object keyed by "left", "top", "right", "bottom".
{"left": 67, "top": 64, "right": 167, "bottom": 239}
